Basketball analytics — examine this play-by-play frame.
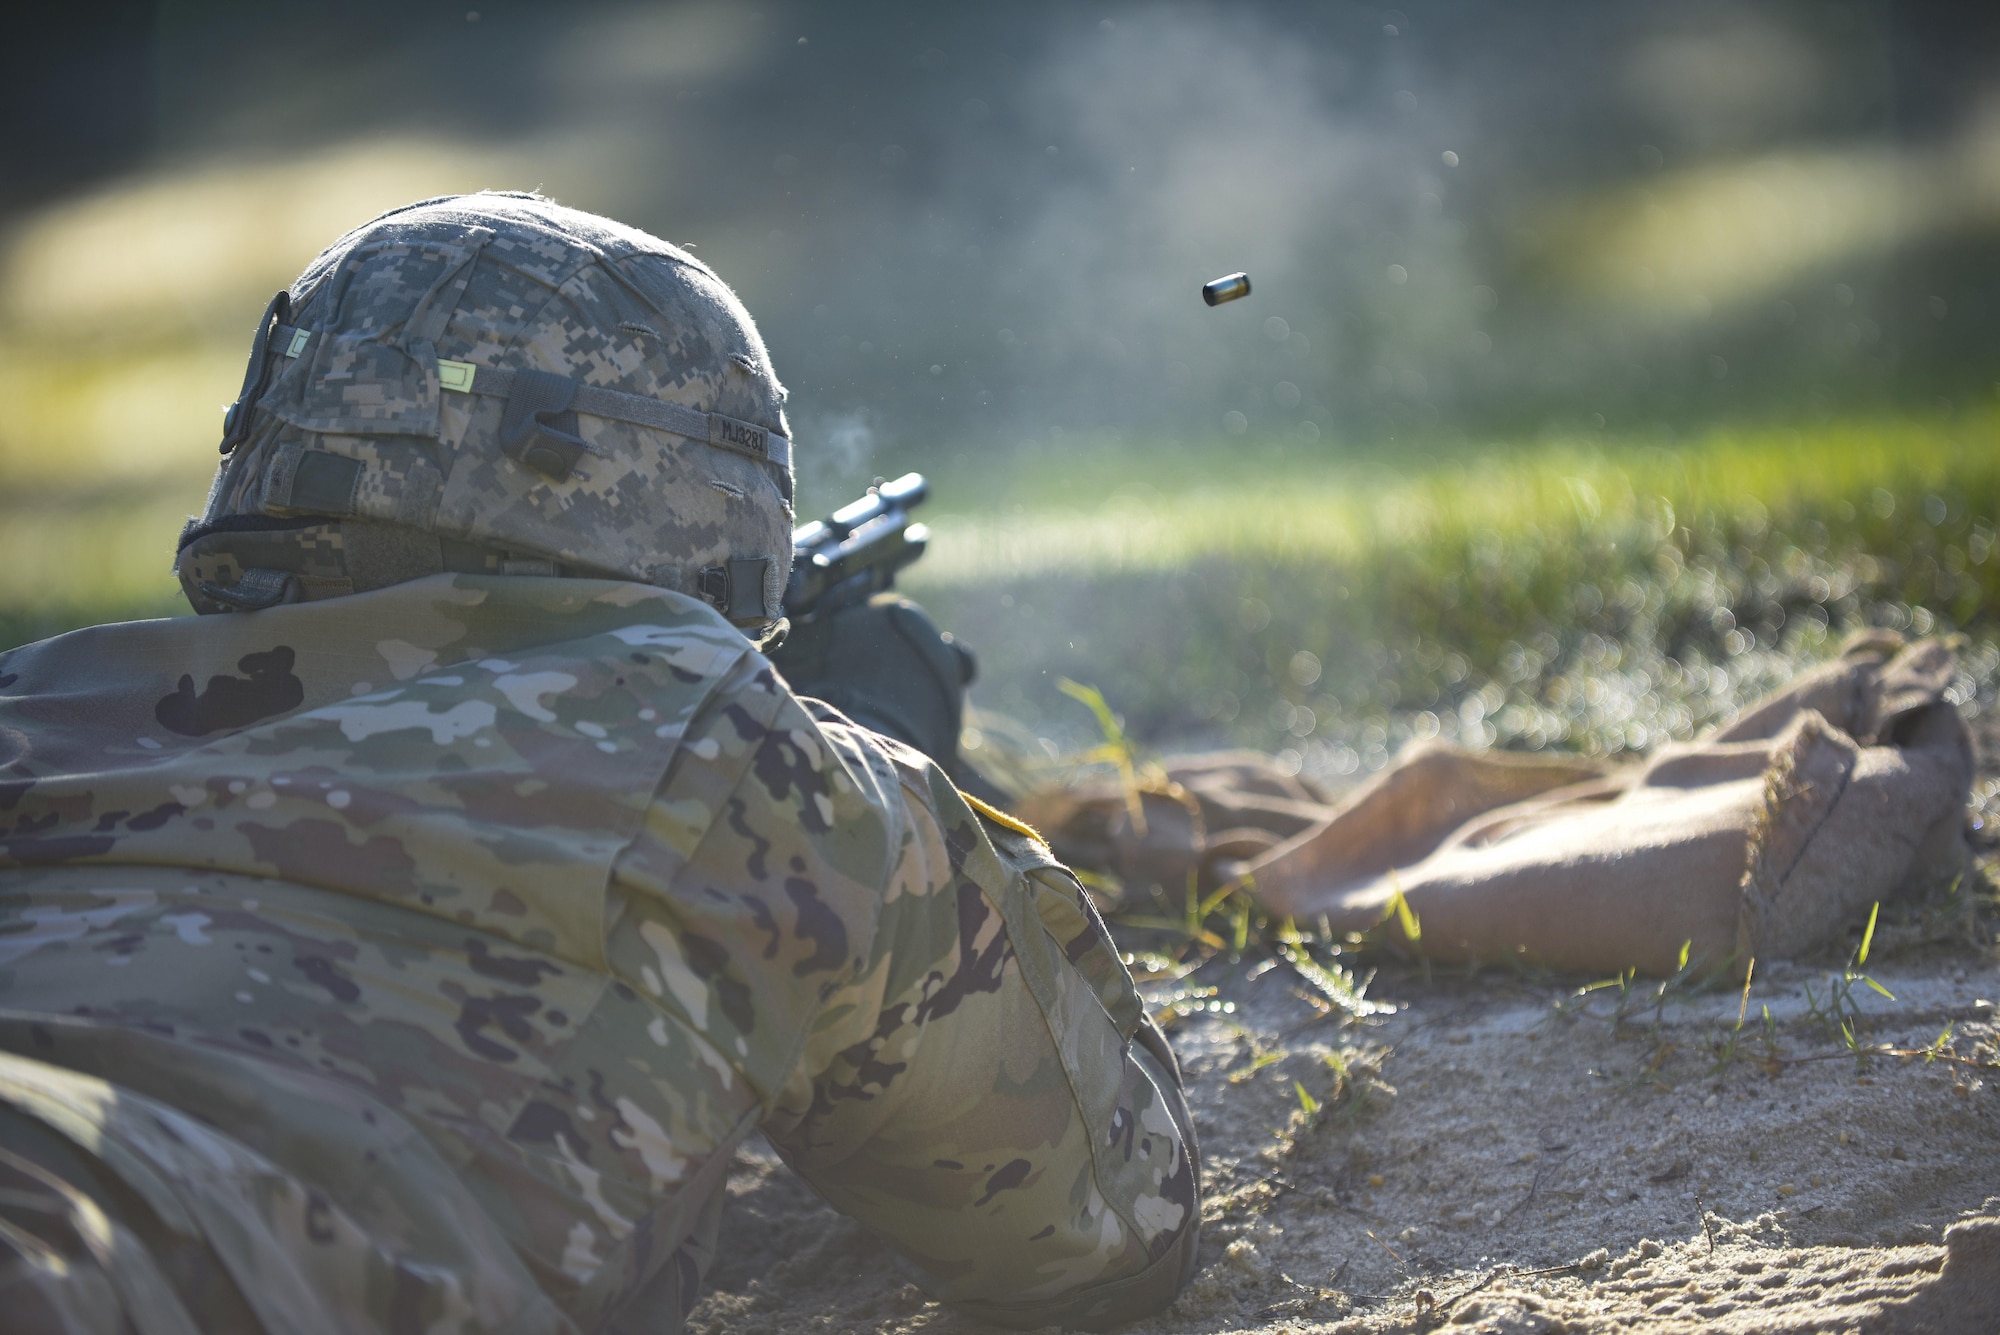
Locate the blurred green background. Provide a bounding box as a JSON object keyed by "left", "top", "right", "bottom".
{"left": 4, "top": 1, "right": 1999, "bottom": 779}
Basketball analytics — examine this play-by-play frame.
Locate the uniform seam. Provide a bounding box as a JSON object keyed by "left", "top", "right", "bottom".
{"left": 623, "top": 664, "right": 861, "bottom": 1126}
{"left": 963, "top": 797, "right": 1157, "bottom": 1275}
{"left": 597, "top": 636, "right": 756, "bottom": 977}
{"left": 754, "top": 725, "right": 902, "bottom": 1134}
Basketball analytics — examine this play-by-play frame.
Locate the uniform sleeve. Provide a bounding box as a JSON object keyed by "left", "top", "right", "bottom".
{"left": 757, "top": 714, "right": 1202, "bottom": 1331}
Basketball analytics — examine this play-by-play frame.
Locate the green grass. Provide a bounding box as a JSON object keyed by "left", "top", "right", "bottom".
{"left": 895, "top": 409, "right": 2000, "bottom": 769}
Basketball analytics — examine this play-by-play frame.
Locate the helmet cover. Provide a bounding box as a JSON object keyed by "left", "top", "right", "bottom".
{"left": 177, "top": 192, "right": 795, "bottom": 628}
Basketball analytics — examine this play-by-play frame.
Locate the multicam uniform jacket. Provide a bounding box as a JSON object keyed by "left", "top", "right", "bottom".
{"left": 0, "top": 575, "right": 1199, "bottom": 1334}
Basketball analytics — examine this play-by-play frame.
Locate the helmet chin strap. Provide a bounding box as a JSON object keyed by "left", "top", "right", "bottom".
{"left": 219, "top": 290, "right": 291, "bottom": 456}
{"left": 695, "top": 556, "right": 784, "bottom": 626}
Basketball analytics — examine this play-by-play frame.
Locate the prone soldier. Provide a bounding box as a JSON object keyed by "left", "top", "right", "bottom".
{"left": 0, "top": 193, "right": 1199, "bottom": 1332}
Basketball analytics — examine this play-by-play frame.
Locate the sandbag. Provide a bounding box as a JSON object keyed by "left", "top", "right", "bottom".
{"left": 1021, "top": 634, "right": 1973, "bottom": 976}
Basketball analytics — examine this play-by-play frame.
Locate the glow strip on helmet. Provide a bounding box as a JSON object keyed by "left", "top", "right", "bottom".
{"left": 267, "top": 323, "right": 313, "bottom": 358}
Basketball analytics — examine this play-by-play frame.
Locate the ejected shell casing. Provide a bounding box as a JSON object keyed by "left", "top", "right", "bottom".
{"left": 1202, "top": 272, "right": 1252, "bottom": 306}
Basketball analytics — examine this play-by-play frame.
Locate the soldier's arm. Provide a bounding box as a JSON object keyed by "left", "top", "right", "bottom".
{"left": 758, "top": 715, "right": 1202, "bottom": 1331}
{"left": 610, "top": 658, "right": 1199, "bottom": 1327}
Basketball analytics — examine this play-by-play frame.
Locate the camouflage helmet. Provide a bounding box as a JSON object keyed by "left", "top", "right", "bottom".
{"left": 176, "top": 192, "right": 795, "bottom": 630}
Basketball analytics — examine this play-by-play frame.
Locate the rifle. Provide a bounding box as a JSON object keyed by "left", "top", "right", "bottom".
{"left": 784, "top": 472, "right": 929, "bottom": 620}
{"left": 771, "top": 470, "right": 999, "bottom": 797}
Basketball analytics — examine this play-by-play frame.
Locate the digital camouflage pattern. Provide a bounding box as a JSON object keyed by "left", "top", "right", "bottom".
{"left": 0, "top": 576, "right": 1199, "bottom": 1333}
{"left": 179, "top": 194, "right": 794, "bottom": 624}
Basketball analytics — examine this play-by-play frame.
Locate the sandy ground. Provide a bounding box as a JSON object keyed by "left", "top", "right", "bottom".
{"left": 688, "top": 735, "right": 2000, "bottom": 1334}
{"left": 690, "top": 942, "right": 2000, "bottom": 1334}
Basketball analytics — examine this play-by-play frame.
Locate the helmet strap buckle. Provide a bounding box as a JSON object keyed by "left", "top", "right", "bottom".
{"left": 699, "top": 557, "right": 775, "bottom": 623}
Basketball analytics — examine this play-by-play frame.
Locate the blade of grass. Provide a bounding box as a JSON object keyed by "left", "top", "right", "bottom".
{"left": 1058, "top": 678, "right": 1145, "bottom": 834}
{"left": 1118, "top": 915, "right": 1229, "bottom": 949}
{"left": 1386, "top": 872, "right": 1421, "bottom": 943}
{"left": 1275, "top": 921, "right": 1396, "bottom": 1019}
{"left": 1294, "top": 1081, "right": 1321, "bottom": 1116}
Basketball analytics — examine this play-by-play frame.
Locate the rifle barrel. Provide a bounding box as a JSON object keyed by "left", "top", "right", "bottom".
{"left": 784, "top": 474, "right": 930, "bottom": 618}
{"left": 793, "top": 472, "right": 927, "bottom": 551}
